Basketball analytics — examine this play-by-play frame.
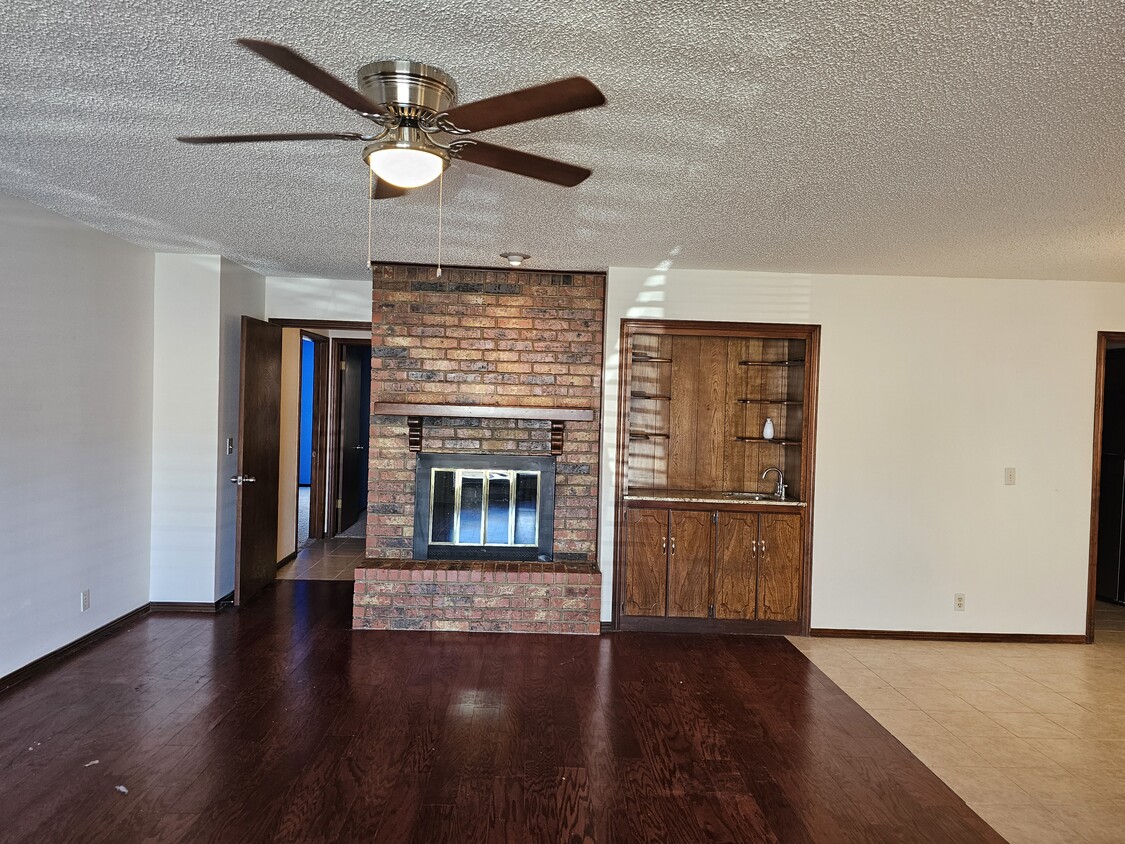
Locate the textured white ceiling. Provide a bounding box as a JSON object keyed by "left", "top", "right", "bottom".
{"left": 3, "top": 1, "right": 1124, "bottom": 281}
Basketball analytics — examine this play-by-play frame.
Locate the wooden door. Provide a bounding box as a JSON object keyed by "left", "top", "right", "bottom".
{"left": 235, "top": 316, "right": 283, "bottom": 605}
{"left": 305, "top": 333, "right": 330, "bottom": 540}
{"left": 714, "top": 512, "right": 759, "bottom": 619}
{"left": 624, "top": 509, "right": 668, "bottom": 617}
{"left": 337, "top": 342, "right": 371, "bottom": 534}
{"left": 757, "top": 514, "right": 802, "bottom": 621}
{"left": 667, "top": 510, "right": 713, "bottom": 618}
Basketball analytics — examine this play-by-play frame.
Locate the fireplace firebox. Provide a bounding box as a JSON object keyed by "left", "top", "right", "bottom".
{"left": 412, "top": 453, "right": 556, "bottom": 561}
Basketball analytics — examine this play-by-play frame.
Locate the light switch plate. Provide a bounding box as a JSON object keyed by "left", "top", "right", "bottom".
{"left": 226, "top": 437, "right": 234, "bottom": 455}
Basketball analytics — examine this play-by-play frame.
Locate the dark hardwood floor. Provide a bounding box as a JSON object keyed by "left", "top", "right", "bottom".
{"left": 0, "top": 581, "right": 1002, "bottom": 843}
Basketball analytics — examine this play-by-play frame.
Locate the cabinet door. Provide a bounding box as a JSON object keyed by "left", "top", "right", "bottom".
{"left": 624, "top": 509, "right": 668, "bottom": 617}
{"left": 714, "top": 512, "right": 759, "bottom": 619}
{"left": 667, "top": 510, "right": 713, "bottom": 618}
{"left": 757, "top": 514, "right": 802, "bottom": 621}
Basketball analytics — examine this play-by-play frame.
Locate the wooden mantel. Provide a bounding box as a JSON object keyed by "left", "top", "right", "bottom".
{"left": 372, "top": 403, "right": 595, "bottom": 455}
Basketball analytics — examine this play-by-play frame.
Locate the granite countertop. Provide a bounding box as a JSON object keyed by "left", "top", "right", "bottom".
{"left": 624, "top": 488, "right": 807, "bottom": 507}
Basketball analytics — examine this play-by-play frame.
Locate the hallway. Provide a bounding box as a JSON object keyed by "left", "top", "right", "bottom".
{"left": 277, "top": 537, "right": 365, "bottom": 582}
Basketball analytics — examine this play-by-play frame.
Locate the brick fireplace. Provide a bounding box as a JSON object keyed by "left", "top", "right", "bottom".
{"left": 353, "top": 263, "right": 605, "bottom": 634}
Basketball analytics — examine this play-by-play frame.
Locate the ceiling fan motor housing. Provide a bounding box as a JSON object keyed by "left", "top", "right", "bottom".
{"left": 356, "top": 60, "right": 458, "bottom": 116}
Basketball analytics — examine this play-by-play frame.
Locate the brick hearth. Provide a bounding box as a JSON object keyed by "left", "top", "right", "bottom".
{"left": 355, "top": 263, "right": 606, "bottom": 634}
{"left": 353, "top": 560, "right": 601, "bottom": 634}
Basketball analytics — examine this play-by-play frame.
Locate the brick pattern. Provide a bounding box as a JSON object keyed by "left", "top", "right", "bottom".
{"left": 367, "top": 264, "right": 605, "bottom": 563}
{"left": 353, "top": 560, "right": 602, "bottom": 635}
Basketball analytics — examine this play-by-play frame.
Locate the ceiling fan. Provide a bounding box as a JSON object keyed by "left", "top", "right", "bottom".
{"left": 177, "top": 39, "right": 607, "bottom": 198}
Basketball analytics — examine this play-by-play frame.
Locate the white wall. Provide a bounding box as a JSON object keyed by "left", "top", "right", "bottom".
{"left": 265, "top": 275, "right": 372, "bottom": 322}
{"left": 150, "top": 254, "right": 222, "bottom": 604}
{"left": 215, "top": 258, "right": 266, "bottom": 598}
{"left": 0, "top": 194, "right": 154, "bottom": 678}
{"left": 601, "top": 267, "right": 1125, "bottom": 635}
{"left": 150, "top": 255, "right": 264, "bottom": 604}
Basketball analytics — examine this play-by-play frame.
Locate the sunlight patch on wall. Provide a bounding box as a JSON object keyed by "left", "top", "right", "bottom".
{"left": 624, "top": 247, "right": 679, "bottom": 319}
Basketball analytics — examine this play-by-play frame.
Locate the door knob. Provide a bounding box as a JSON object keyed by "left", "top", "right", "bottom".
{"left": 229, "top": 475, "right": 257, "bottom": 485}
{"left": 353, "top": 445, "right": 365, "bottom": 450}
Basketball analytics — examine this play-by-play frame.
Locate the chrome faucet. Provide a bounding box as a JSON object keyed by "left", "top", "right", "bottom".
{"left": 761, "top": 467, "right": 787, "bottom": 500}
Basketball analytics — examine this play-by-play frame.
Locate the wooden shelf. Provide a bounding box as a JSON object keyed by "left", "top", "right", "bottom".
{"left": 372, "top": 402, "right": 593, "bottom": 421}
{"left": 738, "top": 360, "right": 806, "bottom": 367}
{"left": 372, "top": 403, "right": 593, "bottom": 455}
{"left": 735, "top": 399, "right": 802, "bottom": 405}
{"left": 734, "top": 437, "right": 802, "bottom": 446}
{"left": 631, "top": 392, "right": 671, "bottom": 401}
{"left": 629, "top": 431, "right": 670, "bottom": 440}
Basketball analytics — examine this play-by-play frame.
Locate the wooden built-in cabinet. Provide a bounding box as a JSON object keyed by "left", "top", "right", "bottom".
{"left": 614, "top": 319, "right": 819, "bottom": 635}
{"left": 623, "top": 503, "right": 802, "bottom": 631}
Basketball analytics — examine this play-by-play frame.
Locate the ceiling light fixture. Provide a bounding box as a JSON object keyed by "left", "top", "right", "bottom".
{"left": 363, "top": 127, "right": 450, "bottom": 188}
{"left": 501, "top": 252, "right": 530, "bottom": 267}
{"left": 367, "top": 146, "right": 446, "bottom": 188}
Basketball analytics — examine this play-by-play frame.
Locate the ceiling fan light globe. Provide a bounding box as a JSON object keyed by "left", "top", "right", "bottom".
{"left": 368, "top": 147, "right": 445, "bottom": 188}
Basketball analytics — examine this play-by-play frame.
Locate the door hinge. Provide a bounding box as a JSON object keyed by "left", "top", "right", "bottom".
{"left": 712, "top": 512, "right": 718, "bottom": 524}
{"left": 339, "top": 360, "right": 347, "bottom": 371}
{"left": 335, "top": 499, "right": 342, "bottom": 509}
{"left": 709, "top": 603, "right": 715, "bottom": 617}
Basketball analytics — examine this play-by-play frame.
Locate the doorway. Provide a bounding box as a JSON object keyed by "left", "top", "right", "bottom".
{"left": 331, "top": 339, "right": 371, "bottom": 538}
{"left": 1090, "top": 334, "right": 1125, "bottom": 640}
{"left": 270, "top": 319, "right": 371, "bottom": 570}
{"left": 296, "top": 332, "right": 329, "bottom": 546}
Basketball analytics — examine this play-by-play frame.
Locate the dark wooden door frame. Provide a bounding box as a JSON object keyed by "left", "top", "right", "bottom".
{"left": 1086, "top": 332, "right": 1125, "bottom": 642}
{"left": 328, "top": 338, "right": 372, "bottom": 537}
{"left": 300, "top": 330, "right": 330, "bottom": 542}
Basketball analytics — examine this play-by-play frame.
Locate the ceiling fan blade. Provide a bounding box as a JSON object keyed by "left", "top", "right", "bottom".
{"left": 237, "top": 38, "right": 388, "bottom": 116}
{"left": 456, "top": 140, "right": 591, "bottom": 187}
{"left": 443, "top": 77, "right": 605, "bottom": 132}
{"left": 177, "top": 132, "right": 366, "bottom": 144}
{"left": 371, "top": 178, "right": 407, "bottom": 200}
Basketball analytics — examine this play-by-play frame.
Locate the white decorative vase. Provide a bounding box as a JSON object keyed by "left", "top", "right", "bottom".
{"left": 762, "top": 417, "right": 775, "bottom": 440}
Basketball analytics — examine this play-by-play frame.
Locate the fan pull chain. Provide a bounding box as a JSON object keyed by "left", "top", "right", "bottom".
{"left": 367, "top": 169, "right": 374, "bottom": 269}
{"left": 435, "top": 170, "right": 444, "bottom": 278}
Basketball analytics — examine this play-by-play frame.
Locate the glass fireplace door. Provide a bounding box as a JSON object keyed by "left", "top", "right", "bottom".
{"left": 429, "top": 469, "right": 541, "bottom": 549}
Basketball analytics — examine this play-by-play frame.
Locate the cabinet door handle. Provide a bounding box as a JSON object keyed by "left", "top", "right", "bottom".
{"left": 662, "top": 536, "right": 667, "bottom": 554}
{"left": 759, "top": 538, "right": 766, "bottom": 554}
{"left": 670, "top": 537, "right": 676, "bottom": 556}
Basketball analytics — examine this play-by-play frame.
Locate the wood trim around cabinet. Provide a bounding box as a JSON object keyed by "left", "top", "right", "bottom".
{"left": 621, "top": 616, "right": 802, "bottom": 636}
{"left": 800, "top": 327, "right": 820, "bottom": 636}
{"left": 615, "top": 319, "right": 820, "bottom": 340}
{"left": 810, "top": 628, "right": 1087, "bottom": 644}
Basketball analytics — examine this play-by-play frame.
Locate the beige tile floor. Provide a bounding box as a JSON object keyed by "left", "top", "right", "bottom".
{"left": 791, "top": 603, "right": 1125, "bottom": 844}
{"left": 276, "top": 537, "right": 366, "bottom": 581}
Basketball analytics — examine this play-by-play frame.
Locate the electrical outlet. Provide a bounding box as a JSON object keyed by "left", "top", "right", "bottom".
{"left": 1004, "top": 467, "right": 1016, "bottom": 486}
{"left": 954, "top": 593, "right": 966, "bottom": 612}
{"left": 80, "top": 589, "right": 90, "bottom": 613}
